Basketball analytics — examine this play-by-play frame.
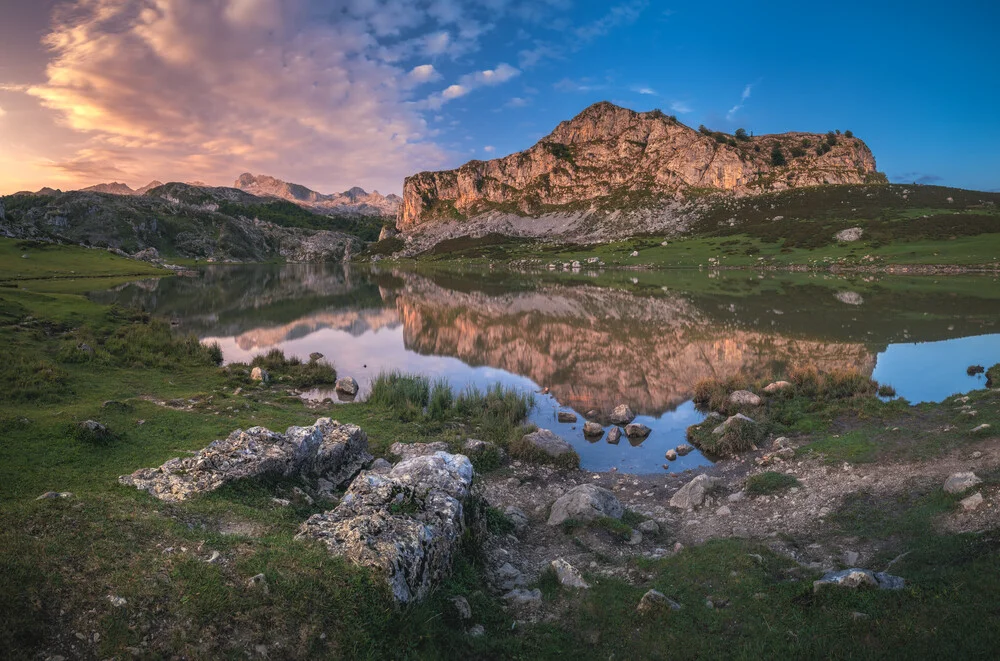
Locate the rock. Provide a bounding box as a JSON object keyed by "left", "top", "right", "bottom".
{"left": 585, "top": 409, "right": 600, "bottom": 420}
{"left": 609, "top": 404, "right": 636, "bottom": 426}
{"left": 77, "top": 419, "right": 113, "bottom": 441}
{"left": 813, "top": 569, "right": 905, "bottom": 593}
{"left": 557, "top": 411, "right": 578, "bottom": 423}
{"left": 334, "top": 376, "right": 359, "bottom": 397}
{"left": 246, "top": 574, "right": 268, "bottom": 593}
{"left": 552, "top": 558, "right": 590, "bottom": 589}
{"left": 451, "top": 595, "right": 472, "bottom": 620}
{"left": 771, "top": 437, "right": 789, "bottom": 449}
{"left": 520, "top": 429, "right": 577, "bottom": 461}
{"left": 960, "top": 492, "right": 984, "bottom": 511}
{"left": 675, "top": 444, "right": 694, "bottom": 456}
{"left": 250, "top": 366, "right": 269, "bottom": 382}
{"left": 504, "top": 506, "right": 529, "bottom": 532}
{"left": 503, "top": 588, "right": 542, "bottom": 609}
{"left": 727, "top": 491, "right": 745, "bottom": 503}
{"left": 665, "top": 449, "right": 677, "bottom": 461}
{"left": 121, "top": 418, "right": 372, "bottom": 502}
{"left": 715, "top": 505, "right": 732, "bottom": 517}
{"left": 712, "top": 413, "right": 755, "bottom": 436}
{"left": 625, "top": 423, "right": 651, "bottom": 439}
{"left": 309, "top": 352, "right": 324, "bottom": 362}
{"left": 548, "top": 483, "right": 624, "bottom": 526}
{"left": 368, "top": 458, "right": 392, "bottom": 474}
{"left": 669, "top": 474, "right": 721, "bottom": 510}
{"left": 390, "top": 441, "right": 449, "bottom": 461}
{"left": 468, "top": 624, "right": 485, "bottom": 637}
{"left": 835, "top": 227, "right": 864, "bottom": 242}
{"left": 296, "top": 451, "right": 474, "bottom": 603}
{"left": 638, "top": 519, "right": 660, "bottom": 535}
{"left": 493, "top": 562, "right": 526, "bottom": 591}
{"left": 835, "top": 291, "right": 864, "bottom": 306}
{"left": 843, "top": 551, "right": 860, "bottom": 566}
{"left": 107, "top": 595, "right": 128, "bottom": 607}
{"left": 636, "top": 589, "right": 681, "bottom": 614}
{"left": 606, "top": 426, "right": 622, "bottom": 444}
{"left": 943, "top": 471, "right": 982, "bottom": 494}
{"left": 36, "top": 491, "right": 73, "bottom": 500}
{"left": 630, "top": 250, "right": 640, "bottom": 257}
{"left": 728, "top": 390, "right": 762, "bottom": 407}
{"left": 626, "top": 529, "right": 643, "bottom": 545}
{"left": 972, "top": 424, "right": 991, "bottom": 433}
{"left": 763, "top": 381, "right": 793, "bottom": 394}
{"left": 583, "top": 421, "right": 604, "bottom": 437}
{"left": 462, "top": 438, "right": 503, "bottom": 461}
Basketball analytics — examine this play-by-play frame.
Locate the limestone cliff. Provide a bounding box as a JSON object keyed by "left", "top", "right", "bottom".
{"left": 399, "top": 101, "right": 881, "bottom": 232}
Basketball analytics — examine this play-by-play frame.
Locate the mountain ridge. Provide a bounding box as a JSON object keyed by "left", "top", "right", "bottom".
{"left": 234, "top": 173, "right": 401, "bottom": 217}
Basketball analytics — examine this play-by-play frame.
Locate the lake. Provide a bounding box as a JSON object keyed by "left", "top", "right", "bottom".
{"left": 92, "top": 264, "right": 1000, "bottom": 473}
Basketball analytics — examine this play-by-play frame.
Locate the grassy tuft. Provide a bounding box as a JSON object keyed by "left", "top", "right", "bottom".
{"left": 745, "top": 471, "right": 800, "bottom": 495}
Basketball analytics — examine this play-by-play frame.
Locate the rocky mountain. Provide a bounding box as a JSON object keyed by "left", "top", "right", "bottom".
{"left": 398, "top": 101, "right": 884, "bottom": 235}
{"left": 0, "top": 184, "right": 364, "bottom": 262}
{"left": 235, "top": 173, "right": 401, "bottom": 218}
{"left": 78, "top": 180, "right": 163, "bottom": 196}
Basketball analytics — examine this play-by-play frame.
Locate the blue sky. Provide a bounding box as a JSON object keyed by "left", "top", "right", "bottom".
{"left": 1, "top": 0, "right": 998, "bottom": 194}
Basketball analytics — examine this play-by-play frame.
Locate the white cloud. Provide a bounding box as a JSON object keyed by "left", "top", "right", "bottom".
{"left": 460, "top": 63, "right": 520, "bottom": 86}
{"left": 442, "top": 84, "right": 469, "bottom": 100}
{"left": 505, "top": 96, "right": 529, "bottom": 107}
{"left": 725, "top": 83, "right": 755, "bottom": 121}
{"left": 633, "top": 86, "right": 656, "bottom": 95}
{"left": 408, "top": 64, "right": 441, "bottom": 84}
{"left": 575, "top": 0, "right": 648, "bottom": 41}
{"left": 483, "top": 145, "right": 495, "bottom": 152}
{"left": 670, "top": 100, "right": 692, "bottom": 113}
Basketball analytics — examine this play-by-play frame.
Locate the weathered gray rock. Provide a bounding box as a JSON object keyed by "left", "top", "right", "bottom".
{"left": 835, "top": 227, "right": 864, "bottom": 242}
{"left": 669, "top": 474, "right": 721, "bottom": 510}
{"left": 609, "top": 404, "right": 636, "bottom": 426}
{"left": 558, "top": 411, "right": 578, "bottom": 423}
{"left": 297, "top": 451, "right": 474, "bottom": 603}
{"left": 665, "top": 449, "right": 677, "bottom": 461}
{"left": 728, "top": 390, "right": 762, "bottom": 407}
{"left": 551, "top": 558, "right": 590, "bottom": 589}
{"left": 675, "top": 443, "right": 694, "bottom": 456}
{"left": 120, "top": 418, "right": 371, "bottom": 502}
{"left": 335, "top": 376, "right": 359, "bottom": 397}
{"left": 250, "top": 366, "right": 269, "bottom": 382}
{"left": 972, "top": 423, "right": 991, "bottom": 433}
{"left": 813, "top": 569, "right": 904, "bottom": 593}
{"left": 715, "top": 505, "right": 732, "bottom": 517}
{"left": 583, "top": 421, "right": 604, "bottom": 437}
{"left": 493, "top": 562, "right": 527, "bottom": 591}
{"left": 390, "top": 441, "right": 449, "bottom": 461}
{"left": 638, "top": 519, "right": 660, "bottom": 535}
{"left": 451, "top": 595, "right": 472, "bottom": 620}
{"left": 607, "top": 426, "right": 622, "bottom": 444}
{"left": 548, "top": 483, "right": 624, "bottom": 526}
{"left": 636, "top": 589, "right": 681, "bottom": 614}
{"left": 944, "top": 471, "right": 982, "bottom": 494}
{"left": 368, "top": 458, "right": 393, "bottom": 474}
{"left": 503, "top": 588, "right": 542, "bottom": 609}
{"left": 835, "top": 291, "right": 864, "bottom": 306}
{"left": 467, "top": 624, "right": 485, "bottom": 637}
{"left": 504, "top": 506, "right": 529, "bottom": 532}
{"left": 77, "top": 419, "right": 112, "bottom": 440}
{"left": 960, "top": 492, "right": 984, "bottom": 511}
{"left": 309, "top": 352, "right": 324, "bottom": 362}
{"left": 763, "top": 381, "right": 793, "bottom": 394}
{"left": 625, "top": 423, "right": 651, "bottom": 439}
{"left": 520, "top": 429, "right": 577, "bottom": 460}
{"left": 36, "top": 491, "right": 73, "bottom": 500}
{"left": 713, "top": 413, "right": 755, "bottom": 436}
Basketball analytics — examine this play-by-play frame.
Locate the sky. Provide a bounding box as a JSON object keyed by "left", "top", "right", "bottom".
{"left": 0, "top": 0, "right": 998, "bottom": 196}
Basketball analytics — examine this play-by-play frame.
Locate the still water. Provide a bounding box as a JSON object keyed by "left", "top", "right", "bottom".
{"left": 93, "top": 265, "right": 1000, "bottom": 473}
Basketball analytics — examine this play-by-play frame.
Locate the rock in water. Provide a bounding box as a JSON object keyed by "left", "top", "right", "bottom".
{"left": 297, "top": 451, "right": 474, "bottom": 603}
{"left": 548, "top": 483, "right": 623, "bottom": 526}
{"left": 675, "top": 443, "right": 694, "bottom": 456}
{"left": 551, "top": 558, "right": 590, "bottom": 589}
{"left": 120, "top": 418, "right": 371, "bottom": 502}
{"left": 335, "top": 376, "right": 359, "bottom": 397}
{"left": 944, "top": 472, "right": 982, "bottom": 494}
{"left": 583, "top": 421, "right": 604, "bottom": 437}
{"left": 665, "top": 449, "right": 677, "bottom": 461}
{"left": 669, "top": 474, "right": 721, "bottom": 510}
{"left": 625, "top": 423, "right": 651, "bottom": 439}
{"left": 728, "top": 390, "right": 762, "bottom": 407}
{"left": 609, "top": 404, "right": 636, "bottom": 426}
{"left": 558, "top": 411, "right": 578, "bottom": 423}
{"left": 606, "top": 426, "right": 622, "bottom": 444}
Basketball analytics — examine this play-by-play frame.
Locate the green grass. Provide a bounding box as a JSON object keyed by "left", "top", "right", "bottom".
{"left": 745, "top": 471, "right": 800, "bottom": 495}
{"left": 0, "top": 237, "right": 165, "bottom": 281}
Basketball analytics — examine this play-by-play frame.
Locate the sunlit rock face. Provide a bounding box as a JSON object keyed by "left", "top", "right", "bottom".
{"left": 399, "top": 101, "right": 879, "bottom": 232}
{"left": 235, "top": 173, "right": 401, "bottom": 217}
{"left": 395, "top": 278, "right": 875, "bottom": 415}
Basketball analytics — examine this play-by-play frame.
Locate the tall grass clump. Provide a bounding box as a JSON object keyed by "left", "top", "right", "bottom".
{"left": 246, "top": 349, "right": 336, "bottom": 387}
{"left": 368, "top": 371, "right": 430, "bottom": 418}
{"left": 693, "top": 375, "right": 750, "bottom": 413}
{"left": 105, "top": 319, "right": 216, "bottom": 369}
{"left": 456, "top": 383, "right": 534, "bottom": 445}
{"left": 428, "top": 378, "right": 454, "bottom": 421}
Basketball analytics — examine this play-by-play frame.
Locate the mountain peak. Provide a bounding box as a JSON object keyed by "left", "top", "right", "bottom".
{"left": 233, "top": 173, "right": 398, "bottom": 217}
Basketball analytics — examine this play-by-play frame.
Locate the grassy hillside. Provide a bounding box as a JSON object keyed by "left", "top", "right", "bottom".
{"left": 0, "top": 237, "right": 164, "bottom": 283}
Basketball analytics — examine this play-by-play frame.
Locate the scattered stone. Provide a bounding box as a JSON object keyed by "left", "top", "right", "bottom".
{"left": 468, "top": 624, "right": 485, "bottom": 637}
{"left": 504, "top": 506, "right": 529, "bottom": 532}
{"left": 712, "top": 413, "right": 755, "bottom": 436}
{"left": 107, "top": 595, "right": 128, "bottom": 608}
{"left": 390, "top": 441, "right": 449, "bottom": 461}
{"left": 552, "top": 558, "right": 590, "bottom": 589}
{"left": 626, "top": 529, "right": 643, "bottom": 545}
{"left": 638, "top": 519, "right": 660, "bottom": 535}
{"left": 451, "top": 595, "right": 472, "bottom": 620}
{"left": 835, "top": 227, "right": 864, "bottom": 242}
{"left": 246, "top": 574, "right": 268, "bottom": 593}
{"left": 772, "top": 437, "right": 789, "bottom": 449}
{"left": 843, "top": 551, "right": 860, "bottom": 566}
{"left": 36, "top": 491, "right": 73, "bottom": 500}
{"left": 250, "top": 367, "right": 269, "bottom": 382}
{"left": 583, "top": 421, "right": 604, "bottom": 437}
{"left": 763, "top": 381, "right": 793, "bottom": 394}
{"left": 727, "top": 491, "right": 745, "bottom": 503}
{"left": 548, "top": 483, "right": 624, "bottom": 526}
{"left": 493, "top": 562, "right": 526, "bottom": 591}
{"left": 669, "top": 474, "right": 721, "bottom": 510}
{"left": 77, "top": 419, "right": 113, "bottom": 441}
{"left": 943, "top": 471, "right": 982, "bottom": 494}
{"left": 121, "top": 418, "right": 371, "bottom": 502}
{"left": 675, "top": 444, "right": 694, "bottom": 456}
{"left": 503, "top": 588, "right": 542, "bottom": 609}
{"left": 972, "top": 451, "right": 983, "bottom": 459}
{"left": 585, "top": 409, "right": 600, "bottom": 420}
{"left": 297, "top": 451, "right": 474, "bottom": 603}
{"left": 835, "top": 291, "right": 864, "bottom": 306}
{"left": 292, "top": 486, "right": 314, "bottom": 505}
{"left": 625, "top": 423, "right": 651, "bottom": 439}
{"left": 335, "top": 376, "right": 359, "bottom": 397}
{"left": 309, "top": 352, "right": 324, "bottom": 362}
{"left": 636, "top": 589, "right": 681, "bottom": 614}
{"left": 609, "top": 404, "right": 636, "bottom": 426}
{"left": 728, "top": 390, "right": 762, "bottom": 407}
{"left": 715, "top": 505, "right": 732, "bottom": 517}
{"left": 558, "top": 411, "right": 578, "bottom": 423}
{"left": 972, "top": 424, "right": 991, "bottom": 433}
{"left": 520, "top": 429, "right": 577, "bottom": 461}
{"left": 813, "top": 569, "right": 904, "bottom": 593}
{"left": 206, "top": 550, "right": 221, "bottom": 564}
{"left": 960, "top": 492, "right": 984, "bottom": 511}
{"left": 665, "top": 449, "right": 677, "bottom": 461}
{"left": 606, "top": 426, "right": 622, "bottom": 444}
{"left": 272, "top": 497, "right": 291, "bottom": 507}
{"left": 630, "top": 250, "right": 640, "bottom": 257}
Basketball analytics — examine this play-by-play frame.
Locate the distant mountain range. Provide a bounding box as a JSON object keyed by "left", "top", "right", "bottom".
{"left": 233, "top": 173, "right": 401, "bottom": 217}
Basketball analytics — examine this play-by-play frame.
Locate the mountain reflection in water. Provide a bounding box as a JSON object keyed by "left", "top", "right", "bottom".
{"left": 92, "top": 264, "right": 1000, "bottom": 472}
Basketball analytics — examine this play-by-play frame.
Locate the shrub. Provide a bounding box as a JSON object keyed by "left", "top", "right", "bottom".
{"left": 693, "top": 375, "right": 750, "bottom": 413}
{"left": 844, "top": 130, "right": 854, "bottom": 138}
{"left": 746, "top": 471, "right": 799, "bottom": 495}
{"left": 967, "top": 365, "right": 985, "bottom": 376}
{"left": 987, "top": 363, "right": 1000, "bottom": 388}
{"left": 790, "top": 147, "right": 806, "bottom": 158}
{"left": 770, "top": 146, "right": 787, "bottom": 167}
{"left": 822, "top": 369, "right": 878, "bottom": 399}
{"left": 877, "top": 384, "right": 897, "bottom": 398}
{"left": 735, "top": 128, "right": 749, "bottom": 141}
{"left": 206, "top": 342, "right": 224, "bottom": 366}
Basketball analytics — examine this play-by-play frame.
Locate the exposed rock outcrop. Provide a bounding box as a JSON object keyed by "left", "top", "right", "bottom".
{"left": 120, "top": 418, "right": 371, "bottom": 502}
{"left": 399, "top": 101, "right": 881, "bottom": 233}
{"left": 548, "top": 484, "right": 623, "bottom": 526}
{"left": 296, "top": 451, "right": 474, "bottom": 603}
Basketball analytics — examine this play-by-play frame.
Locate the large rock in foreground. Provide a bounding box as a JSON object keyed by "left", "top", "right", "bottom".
{"left": 548, "top": 483, "right": 623, "bottom": 526}
{"left": 120, "top": 418, "right": 371, "bottom": 502}
{"left": 297, "top": 451, "right": 474, "bottom": 603}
